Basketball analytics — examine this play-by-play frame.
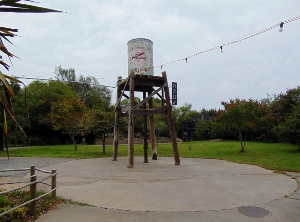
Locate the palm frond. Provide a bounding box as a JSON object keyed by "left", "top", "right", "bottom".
{"left": 0, "top": 60, "right": 10, "bottom": 70}
{"left": 0, "top": 0, "right": 62, "bottom": 13}
{"left": 0, "top": 26, "right": 18, "bottom": 38}
{"left": 4, "top": 74, "right": 30, "bottom": 121}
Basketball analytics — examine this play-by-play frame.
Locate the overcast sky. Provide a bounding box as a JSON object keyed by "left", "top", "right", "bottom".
{"left": 2, "top": 0, "right": 300, "bottom": 110}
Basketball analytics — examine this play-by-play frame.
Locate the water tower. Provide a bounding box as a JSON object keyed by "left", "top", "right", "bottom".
{"left": 113, "top": 38, "right": 180, "bottom": 168}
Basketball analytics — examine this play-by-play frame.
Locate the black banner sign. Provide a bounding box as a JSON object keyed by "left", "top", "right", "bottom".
{"left": 172, "top": 82, "right": 177, "bottom": 105}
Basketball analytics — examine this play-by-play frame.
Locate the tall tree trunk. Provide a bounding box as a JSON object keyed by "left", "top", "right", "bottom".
{"left": 71, "top": 134, "right": 77, "bottom": 151}
{"left": 239, "top": 130, "right": 245, "bottom": 152}
{"left": 102, "top": 136, "right": 106, "bottom": 154}
{"left": 0, "top": 132, "right": 4, "bottom": 151}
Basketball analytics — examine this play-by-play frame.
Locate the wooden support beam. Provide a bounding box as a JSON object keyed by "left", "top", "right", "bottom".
{"left": 133, "top": 106, "right": 168, "bottom": 116}
{"left": 134, "top": 77, "right": 164, "bottom": 88}
{"left": 132, "top": 82, "right": 167, "bottom": 112}
{"left": 143, "top": 89, "right": 149, "bottom": 163}
{"left": 123, "top": 93, "right": 129, "bottom": 99}
{"left": 114, "top": 76, "right": 130, "bottom": 111}
{"left": 128, "top": 72, "right": 135, "bottom": 168}
{"left": 162, "top": 71, "right": 180, "bottom": 165}
{"left": 155, "top": 91, "right": 166, "bottom": 103}
{"left": 113, "top": 83, "right": 122, "bottom": 161}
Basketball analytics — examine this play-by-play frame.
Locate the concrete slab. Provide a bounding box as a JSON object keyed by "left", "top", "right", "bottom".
{"left": 0, "top": 157, "right": 74, "bottom": 178}
{"left": 38, "top": 204, "right": 272, "bottom": 222}
{"left": 46, "top": 157, "right": 297, "bottom": 212}
{"left": 1, "top": 157, "right": 299, "bottom": 221}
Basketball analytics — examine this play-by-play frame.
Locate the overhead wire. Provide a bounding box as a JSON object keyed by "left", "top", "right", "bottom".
{"left": 151, "top": 15, "right": 300, "bottom": 70}
{"left": 14, "top": 76, "right": 116, "bottom": 88}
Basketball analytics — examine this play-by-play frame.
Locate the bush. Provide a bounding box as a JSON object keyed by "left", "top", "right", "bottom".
{"left": 0, "top": 189, "right": 65, "bottom": 222}
{"left": 0, "top": 190, "right": 27, "bottom": 222}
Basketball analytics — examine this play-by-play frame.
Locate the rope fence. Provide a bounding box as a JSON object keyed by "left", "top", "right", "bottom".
{"left": 0, "top": 165, "right": 58, "bottom": 218}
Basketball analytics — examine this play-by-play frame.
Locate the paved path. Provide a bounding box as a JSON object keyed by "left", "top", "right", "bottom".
{"left": 0, "top": 157, "right": 299, "bottom": 221}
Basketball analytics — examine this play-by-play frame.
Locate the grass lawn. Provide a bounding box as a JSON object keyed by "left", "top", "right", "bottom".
{"left": 0, "top": 141, "right": 299, "bottom": 172}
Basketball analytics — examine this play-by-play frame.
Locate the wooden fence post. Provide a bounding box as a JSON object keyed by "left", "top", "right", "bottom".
{"left": 51, "top": 169, "right": 57, "bottom": 198}
{"left": 30, "top": 175, "right": 37, "bottom": 216}
{"left": 30, "top": 165, "right": 35, "bottom": 176}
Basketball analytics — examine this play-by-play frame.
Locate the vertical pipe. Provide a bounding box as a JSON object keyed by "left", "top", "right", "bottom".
{"left": 149, "top": 93, "right": 157, "bottom": 160}
{"left": 128, "top": 72, "right": 135, "bottom": 168}
{"left": 51, "top": 169, "right": 57, "bottom": 198}
{"left": 162, "top": 71, "right": 180, "bottom": 165}
{"left": 143, "top": 88, "right": 149, "bottom": 163}
{"left": 30, "top": 175, "right": 37, "bottom": 216}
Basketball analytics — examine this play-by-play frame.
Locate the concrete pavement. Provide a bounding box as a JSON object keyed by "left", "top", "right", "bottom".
{"left": 0, "top": 157, "right": 299, "bottom": 221}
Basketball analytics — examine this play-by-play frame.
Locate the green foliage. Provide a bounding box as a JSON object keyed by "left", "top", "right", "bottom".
{"left": 55, "top": 66, "right": 112, "bottom": 110}
{"left": 24, "top": 80, "right": 76, "bottom": 128}
{"left": 270, "top": 87, "right": 300, "bottom": 122}
{"left": 0, "top": 189, "right": 68, "bottom": 222}
{"left": 215, "top": 98, "right": 273, "bottom": 152}
{"left": 83, "top": 109, "right": 114, "bottom": 153}
{"left": 273, "top": 104, "right": 300, "bottom": 148}
{"left": 17, "top": 80, "right": 77, "bottom": 146}
{"left": 50, "top": 95, "right": 87, "bottom": 151}
{"left": 173, "top": 103, "right": 201, "bottom": 138}
{"left": 193, "top": 120, "right": 220, "bottom": 140}
{"left": 270, "top": 87, "right": 300, "bottom": 147}
{"left": 0, "top": 190, "right": 27, "bottom": 222}
{"left": 155, "top": 116, "right": 169, "bottom": 138}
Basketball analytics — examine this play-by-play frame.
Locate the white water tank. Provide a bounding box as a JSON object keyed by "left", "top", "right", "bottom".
{"left": 127, "top": 38, "right": 153, "bottom": 75}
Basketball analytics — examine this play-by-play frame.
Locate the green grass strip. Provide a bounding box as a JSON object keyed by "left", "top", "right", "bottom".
{"left": 1, "top": 141, "right": 299, "bottom": 172}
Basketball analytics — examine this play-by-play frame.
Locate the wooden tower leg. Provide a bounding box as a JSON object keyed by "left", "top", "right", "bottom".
{"left": 113, "top": 84, "right": 121, "bottom": 161}
{"left": 128, "top": 72, "right": 135, "bottom": 168}
{"left": 143, "top": 89, "right": 149, "bottom": 163}
{"left": 162, "top": 71, "right": 180, "bottom": 165}
{"left": 149, "top": 95, "right": 157, "bottom": 160}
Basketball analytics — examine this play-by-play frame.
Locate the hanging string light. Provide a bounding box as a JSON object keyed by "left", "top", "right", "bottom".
{"left": 148, "top": 15, "right": 300, "bottom": 71}
{"left": 279, "top": 22, "right": 284, "bottom": 32}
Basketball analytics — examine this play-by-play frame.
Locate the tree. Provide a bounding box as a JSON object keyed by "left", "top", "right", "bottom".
{"left": 83, "top": 109, "right": 114, "bottom": 154}
{"left": 23, "top": 80, "right": 76, "bottom": 145}
{"left": 271, "top": 87, "right": 300, "bottom": 149}
{"left": 50, "top": 96, "right": 87, "bottom": 151}
{"left": 273, "top": 104, "right": 300, "bottom": 150}
{"left": 193, "top": 120, "right": 220, "bottom": 141}
{"left": 270, "top": 87, "right": 300, "bottom": 122}
{"left": 173, "top": 103, "right": 201, "bottom": 139}
{"left": 192, "top": 108, "right": 220, "bottom": 141}
{"left": 55, "top": 66, "right": 112, "bottom": 110}
{"left": 155, "top": 117, "right": 169, "bottom": 138}
{"left": 215, "top": 99, "right": 270, "bottom": 152}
